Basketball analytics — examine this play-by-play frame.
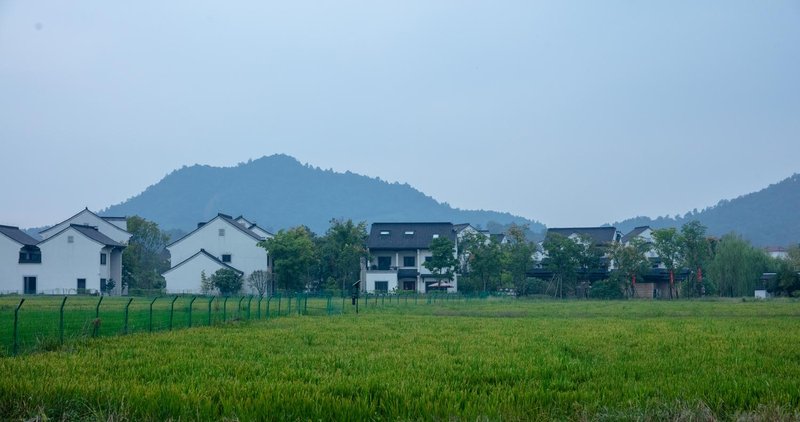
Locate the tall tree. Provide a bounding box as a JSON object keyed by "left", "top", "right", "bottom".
{"left": 317, "top": 219, "right": 368, "bottom": 293}
{"left": 504, "top": 224, "right": 536, "bottom": 296}
{"left": 707, "top": 233, "right": 770, "bottom": 297}
{"left": 423, "top": 237, "right": 459, "bottom": 288}
{"left": 680, "top": 220, "right": 713, "bottom": 297}
{"left": 651, "top": 227, "right": 683, "bottom": 299}
{"left": 259, "top": 226, "right": 318, "bottom": 292}
{"left": 122, "top": 216, "right": 170, "bottom": 292}
{"left": 542, "top": 233, "right": 581, "bottom": 298}
{"left": 459, "top": 232, "right": 503, "bottom": 293}
{"left": 609, "top": 238, "right": 651, "bottom": 298}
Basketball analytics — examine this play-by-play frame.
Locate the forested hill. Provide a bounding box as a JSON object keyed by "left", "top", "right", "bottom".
{"left": 101, "top": 154, "right": 545, "bottom": 235}
{"left": 612, "top": 173, "right": 800, "bottom": 247}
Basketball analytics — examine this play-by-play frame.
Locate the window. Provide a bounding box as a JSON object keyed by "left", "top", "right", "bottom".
{"left": 432, "top": 234, "right": 439, "bottom": 239}
{"left": 403, "top": 281, "right": 416, "bottom": 291}
{"left": 23, "top": 276, "right": 36, "bottom": 294}
{"left": 403, "top": 256, "right": 416, "bottom": 267}
{"left": 100, "top": 278, "right": 107, "bottom": 292}
{"left": 77, "top": 278, "right": 86, "bottom": 291}
{"left": 425, "top": 256, "right": 432, "bottom": 263}
{"left": 18, "top": 247, "right": 42, "bottom": 264}
{"left": 100, "top": 253, "right": 107, "bottom": 265}
{"left": 377, "top": 256, "right": 391, "bottom": 270}
{"left": 379, "top": 230, "right": 390, "bottom": 236}
{"left": 404, "top": 231, "right": 415, "bottom": 236}
{"left": 218, "top": 228, "right": 226, "bottom": 236}
{"left": 374, "top": 281, "right": 389, "bottom": 292}
{"left": 221, "top": 254, "right": 232, "bottom": 263}
{"left": 67, "top": 235, "right": 74, "bottom": 243}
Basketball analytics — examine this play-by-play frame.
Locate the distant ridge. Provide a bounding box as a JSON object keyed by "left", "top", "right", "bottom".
{"left": 101, "top": 154, "right": 545, "bottom": 235}
{"left": 611, "top": 173, "right": 800, "bottom": 247}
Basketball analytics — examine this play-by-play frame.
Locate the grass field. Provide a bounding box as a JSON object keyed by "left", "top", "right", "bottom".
{"left": 1, "top": 299, "right": 799, "bottom": 420}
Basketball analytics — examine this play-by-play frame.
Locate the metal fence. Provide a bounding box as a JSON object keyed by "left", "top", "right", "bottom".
{"left": 0, "top": 291, "right": 493, "bottom": 356}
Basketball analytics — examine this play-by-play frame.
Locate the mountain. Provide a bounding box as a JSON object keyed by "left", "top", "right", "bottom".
{"left": 612, "top": 174, "right": 800, "bottom": 247}
{"left": 101, "top": 154, "right": 545, "bottom": 236}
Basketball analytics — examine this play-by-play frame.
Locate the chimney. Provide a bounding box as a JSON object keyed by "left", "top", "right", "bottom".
{"left": 197, "top": 222, "right": 206, "bottom": 229}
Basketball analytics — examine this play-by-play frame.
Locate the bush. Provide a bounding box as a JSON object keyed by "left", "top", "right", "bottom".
{"left": 589, "top": 280, "right": 624, "bottom": 299}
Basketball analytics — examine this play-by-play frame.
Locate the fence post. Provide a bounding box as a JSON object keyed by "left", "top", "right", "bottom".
{"left": 12, "top": 298, "right": 24, "bottom": 356}
{"left": 257, "top": 295, "right": 263, "bottom": 319}
{"left": 415, "top": 293, "right": 418, "bottom": 305}
{"left": 93, "top": 296, "right": 104, "bottom": 337}
{"left": 303, "top": 293, "right": 308, "bottom": 315}
{"left": 59, "top": 296, "right": 67, "bottom": 345}
{"left": 277, "top": 294, "right": 282, "bottom": 316}
{"left": 287, "top": 294, "right": 292, "bottom": 316}
{"left": 246, "top": 296, "right": 253, "bottom": 319}
{"left": 188, "top": 296, "right": 198, "bottom": 328}
{"left": 207, "top": 296, "right": 214, "bottom": 326}
{"left": 149, "top": 297, "right": 158, "bottom": 332}
{"left": 168, "top": 296, "right": 178, "bottom": 331}
{"left": 327, "top": 295, "right": 332, "bottom": 316}
{"left": 223, "top": 297, "right": 229, "bottom": 321}
{"left": 237, "top": 296, "right": 245, "bottom": 320}
{"left": 266, "top": 296, "right": 272, "bottom": 320}
{"left": 123, "top": 298, "right": 133, "bottom": 335}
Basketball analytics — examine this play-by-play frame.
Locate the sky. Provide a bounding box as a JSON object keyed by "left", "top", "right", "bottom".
{"left": 1, "top": 1, "right": 799, "bottom": 229}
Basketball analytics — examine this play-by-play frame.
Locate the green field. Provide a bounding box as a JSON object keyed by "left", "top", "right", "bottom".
{"left": 1, "top": 299, "right": 799, "bottom": 420}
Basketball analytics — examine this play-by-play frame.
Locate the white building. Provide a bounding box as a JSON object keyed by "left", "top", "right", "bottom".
{"left": 0, "top": 208, "right": 130, "bottom": 295}
{"left": 163, "top": 213, "right": 272, "bottom": 294}
{"left": 364, "top": 222, "right": 459, "bottom": 294}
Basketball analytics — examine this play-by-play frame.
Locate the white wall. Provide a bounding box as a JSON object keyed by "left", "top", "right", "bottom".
{"left": 0, "top": 236, "right": 29, "bottom": 293}
{"left": 40, "top": 209, "right": 132, "bottom": 244}
{"left": 365, "top": 272, "right": 398, "bottom": 293}
{"left": 36, "top": 227, "right": 108, "bottom": 294}
{"left": 164, "top": 253, "right": 228, "bottom": 294}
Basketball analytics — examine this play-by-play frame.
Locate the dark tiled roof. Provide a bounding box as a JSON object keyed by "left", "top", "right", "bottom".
{"left": 167, "top": 213, "right": 264, "bottom": 247}
{"left": 490, "top": 233, "right": 507, "bottom": 243}
{"left": 0, "top": 225, "right": 39, "bottom": 246}
{"left": 40, "top": 208, "right": 131, "bottom": 236}
{"left": 368, "top": 223, "right": 455, "bottom": 250}
{"left": 622, "top": 226, "right": 650, "bottom": 243}
{"left": 101, "top": 216, "right": 127, "bottom": 221}
{"left": 71, "top": 225, "right": 125, "bottom": 247}
{"left": 163, "top": 249, "right": 243, "bottom": 276}
{"left": 547, "top": 227, "right": 619, "bottom": 245}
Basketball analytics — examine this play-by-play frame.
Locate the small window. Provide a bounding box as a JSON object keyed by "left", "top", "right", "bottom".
{"left": 379, "top": 230, "right": 390, "bottom": 236}
{"left": 77, "top": 278, "right": 86, "bottom": 290}
{"left": 404, "top": 231, "right": 415, "bottom": 236}
{"left": 100, "top": 278, "right": 107, "bottom": 292}
{"left": 432, "top": 234, "right": 440, "bottom": 239}
{"left": 375, "top": 281, "right": 389, "bottom": 292}
{"left": 403, "top": 256, "right": 416, "bottom": 267}
{"left": 100, "top": 253, "right": 107, "bottom": 265}
{"left": 218, "top": 228, "right": 226, "bottom": 236}
{"left": 67, "top": 235, "right": 74, "bottom": 243}
{"left": 24, "top": 276, "right": 37, "bottom": 294}
{"left": 377, "top": 256, "right": 391, "bottom": 270}
{"left": 221, "top": 254, "right": 232, "bottom": 263}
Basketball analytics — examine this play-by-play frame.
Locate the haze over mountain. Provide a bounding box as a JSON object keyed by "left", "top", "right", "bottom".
{"left": 101, "top": 154, "right": 545, "bottom": 236}
{"left": 612, "top": 173, "right": 800, "bottom": 247}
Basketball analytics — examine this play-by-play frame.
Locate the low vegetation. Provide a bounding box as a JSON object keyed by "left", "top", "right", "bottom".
{"left": 1, "top": 300, "right": 799, "bottom": 420}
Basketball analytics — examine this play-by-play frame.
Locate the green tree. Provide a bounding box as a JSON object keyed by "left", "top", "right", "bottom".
{"left": 609, "top": 238, "right": 651, "bottom": 298}
{"left": 680, "top": 221, "right": 714, "bottom": 297}
{"left": 459, "top": 232, "right": 503, "bottom": 293}
{"left": 210, "top": 268, "right": 243, "bottom": 296}
{"left": 707, "top": 233, "right": 770, "bottom": 297}
{"left": 767, "top": 246, "right": 800, "bottom": 297}
{"left": 423, "top": 237, "right": 459, "bottom": 288}
{"left": 259, "top": 226, "right": 318, "bottom": 292}
{"left": 122, "top": 216, "right": 170, "bottom": 292}
{"left": 247, "top": 270, "right": 272, "bottom": 296}
{"left": 651, "top": 227, "right": 682, "bottom": 299}
{"left": 318, "top": 219, "right": 368, "bottom": 293}
{"left": 542, "top": 232, "right": 581, "bottom": 298}
{"left": 504, "top": 224, "right": 536, "bottom": 296}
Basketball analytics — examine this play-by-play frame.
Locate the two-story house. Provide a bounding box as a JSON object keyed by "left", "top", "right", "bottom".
{"left": 163, "top": 213, "right": 272, "bottom": 294}
{"left": 364, "top": 222, "right": 459, "bottom": 294}
{"left": 0, "top": 225, "right": 42, "bottom": 294}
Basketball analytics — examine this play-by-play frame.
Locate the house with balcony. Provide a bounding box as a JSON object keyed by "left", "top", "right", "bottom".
{"left": 163, "top": 213, "right": 272, "bottom": 294}
{"left": 364, "top": 222, "right": 459, "bottom": 294}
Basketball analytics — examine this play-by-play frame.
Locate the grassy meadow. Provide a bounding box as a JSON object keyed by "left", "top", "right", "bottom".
{"left": 1, "top": 299, "right": 799, "bottom": 420}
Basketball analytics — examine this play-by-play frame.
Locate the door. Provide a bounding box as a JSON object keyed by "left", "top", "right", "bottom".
{"left": 23, "top": 276, "right": 37, "bottom": 294}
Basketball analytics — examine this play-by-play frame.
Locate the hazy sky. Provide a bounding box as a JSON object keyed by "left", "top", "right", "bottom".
{"left": 2, "top": 1, "right": 799, "bottom": 229}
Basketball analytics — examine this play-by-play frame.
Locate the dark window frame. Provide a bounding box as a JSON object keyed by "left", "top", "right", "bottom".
{"left": 221, "top": 254, "right": 232, "bottom": 263}
{"left": 403, "top": 256, "right": 416, "bottom": 267}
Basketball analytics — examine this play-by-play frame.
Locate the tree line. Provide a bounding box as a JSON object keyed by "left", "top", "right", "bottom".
{"left": 121, "top": 216, "right": 800, "bottom": 298}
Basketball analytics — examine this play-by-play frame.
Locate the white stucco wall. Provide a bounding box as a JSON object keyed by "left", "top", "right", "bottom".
{"left": 168, "top": 218, "right": 268, "bottom": 276}
{"left": 164, "top": 253, "right": 230, "bottom": 294}
{"left": 39, "top": 209, "right": 132, "bottom": 244}
{"left": 36, "top": 227, "right": 110, "bottom": 294}
{"left": 0, "top": 236, "right": 30, "bottom": 293}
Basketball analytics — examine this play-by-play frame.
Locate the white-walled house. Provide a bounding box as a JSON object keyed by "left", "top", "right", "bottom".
{"left": 163, "top": 213, "right": 271, "bottom": 294}
{"left": 0, "top": 225, "right": 42, "bottom": 294}
{"left": 364, "top": 222, "right": 459, "bottom": 294}
{"left": 39, "top": 208, "right": 132, "bottom": 245}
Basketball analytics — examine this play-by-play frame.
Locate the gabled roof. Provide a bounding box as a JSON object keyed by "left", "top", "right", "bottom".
{"left": 0, "top": 225, "right": 39, "bottom": 246}
{"left": 547, "top": 227, "right": 619, "bottom": 245}
{"left": 39, "top": 207, "right": 131, "bottom": 237}
{"left": 367, "top": 222, "right": 455, "bottom": 250}
{"left": 102, "top": 216, "right": 127, "bottom": 221}
{"left": 248, "top": 223, "right": 274, "bottom": 237}
{"left": 622, "top": 226, "right": 651, "bottom": 244}
{"left": 39, "top": 224, "right": 125, "bottom": 248}
{"left": 162, "top": 249, "right": 244, "bottom": 276}
{"left": 167, "top": 213, "right": 265, "bottom": 247}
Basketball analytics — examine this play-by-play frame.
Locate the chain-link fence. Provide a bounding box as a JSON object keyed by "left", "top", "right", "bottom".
{"left": 0, "top": 291, "right": 499, "bottom": 356}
